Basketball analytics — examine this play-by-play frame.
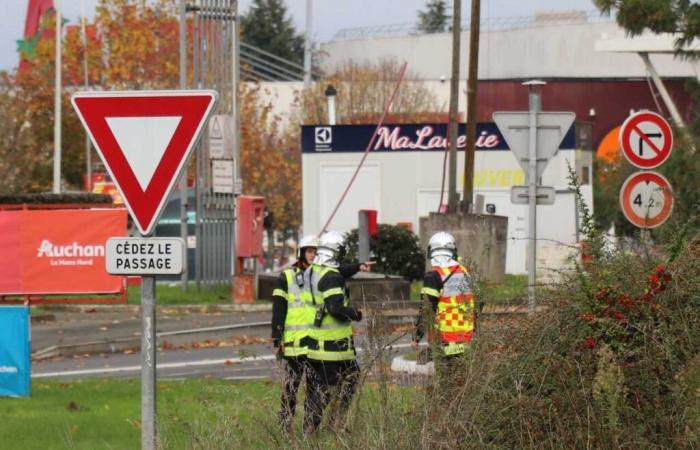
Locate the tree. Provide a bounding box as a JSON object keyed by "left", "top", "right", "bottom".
{"left": 240, "top": 83, "right": 301, "bottom": 234}
{"left": 594, "top": 1, "right": 699, "bottom": 240}
{"left": 417, "top": 0, "right": 450, "bottom": 34}
{"left": 594, "top": 0, "right": 700, "bottom": 57}
{"left": 0, "top": 12, "right": 86, "bottom": 193}
{"left": 1, "top": 0, "right": 303, "bottom": 222}
{"left": 298, "top": 59, "right": 444, "bottom": 125}
{"left": 241, "top": 0, "right": 304, "bottom": 65}
{"left": 340, "top": 224, "right": 426, "bottom": 281}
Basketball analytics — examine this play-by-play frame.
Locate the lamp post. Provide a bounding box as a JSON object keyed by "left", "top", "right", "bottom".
{"left": 325, "top": 84, "right": 337, "bottom": 125}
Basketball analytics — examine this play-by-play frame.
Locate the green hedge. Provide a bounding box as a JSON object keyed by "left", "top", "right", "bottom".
{"left": 340, "top": 224, "right": 426, "bottom": 281}
{"left": 0, "top": 193, "right": 113, "bottom": 204}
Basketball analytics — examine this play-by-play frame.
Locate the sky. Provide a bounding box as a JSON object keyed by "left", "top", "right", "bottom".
{"left": 1, "top": 0, "right": 597, "bottom": 72}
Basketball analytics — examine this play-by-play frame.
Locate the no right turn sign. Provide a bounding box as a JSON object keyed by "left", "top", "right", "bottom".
{"left": 619, "top": 111, "right": 673, "bottom": 169}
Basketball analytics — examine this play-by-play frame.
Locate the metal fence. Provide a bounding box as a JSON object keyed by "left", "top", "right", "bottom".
{"left": 332, "top": 9, "right": 613, "bottom": 41}
{"left": 188, "top": 0, "right": 237, "bottom": 288}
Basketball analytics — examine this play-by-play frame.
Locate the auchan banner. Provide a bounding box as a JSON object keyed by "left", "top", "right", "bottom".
{"left": 0, "top": 209, "right": 127, "bottom": 295}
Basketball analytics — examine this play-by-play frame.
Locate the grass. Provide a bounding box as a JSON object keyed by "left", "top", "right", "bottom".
{"left": 480, "top": 274, "right": 528, "bottom": 305}
{"left": 410, "top": 274, "right": 528, "bottom": 304}
{"left": 0, "top": 378, "right": 427, "bottom": 449}
{"left": 126, "top": 283, "right": 232, "bottom": 305}
{"left": 0, "top": 379, "right": 283, "bottom": 450}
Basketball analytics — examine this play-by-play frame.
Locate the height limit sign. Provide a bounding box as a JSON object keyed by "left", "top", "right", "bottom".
{"left": 620, "top": 171, "right": 674, "bottom": 229}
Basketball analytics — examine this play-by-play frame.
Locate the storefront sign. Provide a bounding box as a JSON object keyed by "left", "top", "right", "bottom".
{"left": 0, "top": 209, "right": 127, "bottom": 295}
{"left": 302, "top": 123, "right": 576, "bottom": 153}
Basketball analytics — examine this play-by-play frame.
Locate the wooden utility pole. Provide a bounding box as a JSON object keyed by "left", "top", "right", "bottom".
{"left": 447, "top": 0, "right": 462, "bottom": 213}
{"left": 463, "top": 0, "right": 480, "bottom": 214}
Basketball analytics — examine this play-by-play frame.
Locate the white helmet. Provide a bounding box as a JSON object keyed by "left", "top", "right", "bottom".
{"left": 297, "top": 234, "right": 318, "bottom": 260}
{"left": 427, "top": 231, "right": 457, "bottom": 260}
{"left": 314, "top": 230, "right": 344, "bottom": 268}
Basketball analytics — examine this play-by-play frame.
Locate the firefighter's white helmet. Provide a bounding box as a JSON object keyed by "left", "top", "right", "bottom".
{"left": 314, "top": 230, "right": 344, "bottom": 268}
{"left": 297, "top": 234, "right": 318, "bottom": 259}
{"left": 427, "top": 231, "right": 457, "bottom": 260}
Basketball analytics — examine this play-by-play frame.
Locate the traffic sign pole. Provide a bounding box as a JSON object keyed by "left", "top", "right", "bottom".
{"left": 71, "top": 90, "right": 216, "bottom": 450}
{"left": 494, "top": 84, "right": 575, "bottom": 316}
{"left": 141, "top": 272, "right": 156, "bottom": 450}
{"left": 525, "top": 81, "right": 543, "bottom": 316}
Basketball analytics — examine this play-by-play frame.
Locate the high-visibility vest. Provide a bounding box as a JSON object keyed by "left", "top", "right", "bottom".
{"left": 304, "top": 264, "right": 355, "bottom": 362}
{"left": 272, "top": 268, "right": 316, "bottom": 357}
{"left": 422, "top": 264, "right": 475, "bottom": 356}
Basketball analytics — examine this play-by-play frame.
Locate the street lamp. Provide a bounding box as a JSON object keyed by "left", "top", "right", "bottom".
{"left": 325, "top": 84, "right": 337, "bottom": 125}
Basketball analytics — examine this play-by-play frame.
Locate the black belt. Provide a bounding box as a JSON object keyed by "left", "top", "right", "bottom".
{"left": 284, "top": 336, "right": 319, "bottom": 349}
{"left": 284, "top": 337, "right": 353, "bottom": 352}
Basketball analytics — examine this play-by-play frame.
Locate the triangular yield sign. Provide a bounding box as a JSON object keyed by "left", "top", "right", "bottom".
{"left": 493, "top": 111, "right": 575, "bottom": 180}
{"left": 72, "top": 90, "right": 217, "bottom": 235}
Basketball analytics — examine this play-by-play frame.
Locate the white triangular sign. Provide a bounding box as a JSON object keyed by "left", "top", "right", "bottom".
{"left": 106, "top": 116, "right": 182, "bottom": 191}
{"left": 71, "top": 90, "right": 218, "bottom": 235}
{"left": 493, "top": 111, "right": 575, "bottom": 180}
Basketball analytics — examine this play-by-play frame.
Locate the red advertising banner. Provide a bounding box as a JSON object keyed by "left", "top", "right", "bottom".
{"left": 0, "top": 209, "right": 127, "bottom": 295}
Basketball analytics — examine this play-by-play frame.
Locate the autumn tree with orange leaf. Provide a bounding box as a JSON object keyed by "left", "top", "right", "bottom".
{"left": 298, "top": 59, "right": 445, "bottom": 125}
{"left": 1, "top": 0, "right": 301, "bottom": 234}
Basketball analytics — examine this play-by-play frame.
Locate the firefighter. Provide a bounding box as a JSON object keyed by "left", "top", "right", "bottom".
{"left": 271, "top": 234, "right": 319, "bottom": 433}
{"left": 303, "top": 230, "right": 364, "bottom": 434}
{"left": 413, "top": 231, "right": 477, "bottom": 367}
{"left": 271, "top": 234, "right": 372, "bottom": 434}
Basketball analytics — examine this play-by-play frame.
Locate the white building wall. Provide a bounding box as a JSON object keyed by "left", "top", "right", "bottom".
{"left": 320, "top": 22, "right": 698, "bottom": 80}
{"left": 302, "top": 146, "right": 593, "bottom": 275}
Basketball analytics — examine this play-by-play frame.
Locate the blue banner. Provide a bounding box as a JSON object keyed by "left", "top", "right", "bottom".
{"left": 302, "top": 123, "right": 576, "bottom": 153}
{"left": 0, "top": 307, "right": 31, "bottom": 397}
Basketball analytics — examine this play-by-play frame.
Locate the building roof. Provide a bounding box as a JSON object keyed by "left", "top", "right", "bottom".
{"left": 320, "top": 16, "right": 699, "bottom": 80}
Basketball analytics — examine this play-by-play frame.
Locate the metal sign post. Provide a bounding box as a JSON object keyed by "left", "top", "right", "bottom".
{"left": 141, "top": 273, "right": 157, "bottom": 450}
{"left": 493, "top": 82, "right": 576, "bottom": 315}
{"left": 525, "top": 81, "right": 542, "bottom": 316}
{"left": 72, "top": 90, "right": 216, "bottom": 450}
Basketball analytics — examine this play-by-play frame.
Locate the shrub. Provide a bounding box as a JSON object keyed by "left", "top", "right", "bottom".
{"left": 340, "top": 224, "right": 425, "bottom": 281}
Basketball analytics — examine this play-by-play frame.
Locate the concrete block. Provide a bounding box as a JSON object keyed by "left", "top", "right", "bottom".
{"left": 419, "top": 212, "right": 508, "bottom": 283}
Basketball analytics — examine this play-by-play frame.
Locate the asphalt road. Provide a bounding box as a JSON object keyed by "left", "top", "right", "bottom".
{"left": 30, "top": 307, "right": 417, "bottom": 381}
{"left": 32, "top": 336, "right": 417, "bottom": 381}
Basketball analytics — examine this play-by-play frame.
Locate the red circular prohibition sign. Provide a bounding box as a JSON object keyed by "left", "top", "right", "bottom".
{"left": 620, "top": 171, "right": 674, "bottom": 228}
{"left": 619, "top": 111, "right": 673, "bottom": 169}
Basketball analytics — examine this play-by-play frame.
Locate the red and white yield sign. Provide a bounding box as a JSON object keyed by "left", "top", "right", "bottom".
{"left": 72, "top": 90, "right": 217, "bottom": 235}
{"left": 619, "top": 111, "right": 673, "bottom": 169}
{"left": 619, "top": 171, "right": 674, "bottom": 229}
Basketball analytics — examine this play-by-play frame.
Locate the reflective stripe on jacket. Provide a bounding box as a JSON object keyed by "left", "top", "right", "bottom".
{"left": 274, "top": 268, "right": 316, "bottom": 357}
{"left": 305, "top": 264, "right": 355, "bottom": 362}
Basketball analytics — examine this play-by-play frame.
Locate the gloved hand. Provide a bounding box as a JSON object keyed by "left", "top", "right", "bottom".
{"left": 354, "top": 308, "right": 363, "bottom": 321}
{"left": 275, "top": 344, "right": 285, "bottom": 361}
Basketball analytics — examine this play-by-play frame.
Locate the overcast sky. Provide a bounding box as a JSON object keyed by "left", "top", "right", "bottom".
{"left": 1, "top": 0, "right": 598, "bottom": 72}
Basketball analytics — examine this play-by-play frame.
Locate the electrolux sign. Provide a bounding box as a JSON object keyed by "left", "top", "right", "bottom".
{"left": 302, "top": 123, "right": 576, "bottom": 153}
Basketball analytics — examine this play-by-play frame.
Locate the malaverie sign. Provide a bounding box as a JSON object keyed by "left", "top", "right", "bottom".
{"left": 302, "top": 123, "right": 576, "bottom": 153}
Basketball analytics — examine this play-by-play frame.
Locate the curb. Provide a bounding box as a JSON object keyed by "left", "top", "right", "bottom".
{"left": 390, "top": 355, "right": 434, "bottom": 375}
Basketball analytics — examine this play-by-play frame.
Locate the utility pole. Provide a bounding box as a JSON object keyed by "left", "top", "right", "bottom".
{"left": 463, "top": 0, "right": 480, "bottom": 214}
{"left": 303, "top": 0, "right": 312, "bottom": 88}
{"left": 53, "top": 0, "right": 62, "bottom": 194}
{"left": 447, "top": 0, "right": 462, "bottom": 213}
